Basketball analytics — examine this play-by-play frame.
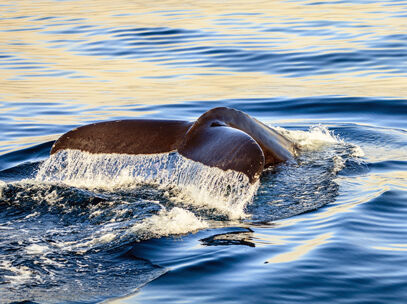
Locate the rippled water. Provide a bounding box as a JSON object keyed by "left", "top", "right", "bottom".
{"left": 1, "top": 1, "right": 407, "bottom": 303}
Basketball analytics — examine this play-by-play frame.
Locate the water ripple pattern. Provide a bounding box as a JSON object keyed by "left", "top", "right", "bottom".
{"left": 1, "top": 0, "right": 407, "bottom": 303}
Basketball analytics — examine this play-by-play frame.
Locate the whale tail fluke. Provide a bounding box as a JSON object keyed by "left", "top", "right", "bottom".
{"left": 178, "top": 121, "right": 265, "bottom": 183}
{"left": 51, "top": 119, "right": 193, "bottom": 155}
{"left": 50, "top": 107, "right": 297, "bottom": 183}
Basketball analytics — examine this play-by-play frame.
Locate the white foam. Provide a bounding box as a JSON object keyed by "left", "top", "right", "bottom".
{"left": 0, "top": 180, "right": 5, "bottom": 198}
{"left": 332, "top": 155, "right": 346, "bottom": 173}
{"left": 53, "top": 208, "right": 208, "bottom": 251}
{"left": 35, "top": 150, "right": 259, "bottom": 219}
{"left": 1, "top": 260, "right": 34, "bottom": 285}
{"left": 25, "top": 244, "right": 49, "bottom": 255}
{"left": 350, "top": 144, "right": 365, "bottom": 157}
{"left": 276, "top": 125, "right": 343, "bottom": 151}
{"left": 128, "top": 207, "right": 208, "bottom": 239}
{"left": 78, "top": 231, "right": 118, "bottom": 250}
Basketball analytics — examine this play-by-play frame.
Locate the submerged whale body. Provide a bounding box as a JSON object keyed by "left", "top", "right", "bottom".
{"left": 51, "top": 107, "right": 298, "bottom": 183}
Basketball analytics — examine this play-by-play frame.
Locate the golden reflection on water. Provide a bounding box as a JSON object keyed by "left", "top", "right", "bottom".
{"left": 1, "top": 0, "right": 407, "bottom": 113}
{"left": 250, "top": 169, "right": 407, "bottom": 257}
{"left": 251, "top": 231, "right": 294, "bottom": 247}
{"left": 373, "top": 244, "right": 407, "bottom": 252}
{"left": 0, "top": 134, "right": 57, "bottom": 155}
{"left": 265, "top": 233, "right": 332, "bottom": 264}
{"left": 266, "top": 170, "right": 407, "bottom": 229}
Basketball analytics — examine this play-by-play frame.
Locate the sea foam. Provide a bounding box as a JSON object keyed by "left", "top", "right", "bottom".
{"left": 276, "top": 125, "right": 343, "bottom": 151}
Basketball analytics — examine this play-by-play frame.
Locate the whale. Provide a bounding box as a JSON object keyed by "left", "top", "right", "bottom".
{"left": 51, "top": 107, "right": 298, "bottom": 183}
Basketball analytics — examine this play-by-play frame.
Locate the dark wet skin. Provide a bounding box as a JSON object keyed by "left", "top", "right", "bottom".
{"left": 51, "top": 107, "right": 298, "bottom": 183}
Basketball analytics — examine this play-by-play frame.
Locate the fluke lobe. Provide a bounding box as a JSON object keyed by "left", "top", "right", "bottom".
{"left": 51, "top": 107, "right": 298, "bottom": 183}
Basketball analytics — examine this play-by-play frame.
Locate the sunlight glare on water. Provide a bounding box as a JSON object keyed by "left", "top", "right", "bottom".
{"left": 1, "top": 0, "right": 407, "bottom": 154}
{"left": 1, "top": 0, "right": 407, "bottom": 303}
{"left": 1, "top": 0, "right": 407, "bottom": 109}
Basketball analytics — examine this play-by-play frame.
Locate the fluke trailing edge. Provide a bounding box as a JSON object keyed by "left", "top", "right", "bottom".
{"left": 51, "top": 107, "right": 298, "bottom": 183}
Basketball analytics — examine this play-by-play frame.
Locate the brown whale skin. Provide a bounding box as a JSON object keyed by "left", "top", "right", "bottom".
{"left": 51, "top": 107, "right": 298, "bottom": 183}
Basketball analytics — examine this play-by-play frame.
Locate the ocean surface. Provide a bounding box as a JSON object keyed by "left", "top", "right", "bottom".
{"left": 1, "top": 1, "right": 407, "bottom": 303}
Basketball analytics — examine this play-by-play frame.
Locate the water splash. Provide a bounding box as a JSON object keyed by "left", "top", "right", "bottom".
{"left": 276, "top": 125, "right": 344, "bottom": 151}
{"left": 35, "top": 150, "right": 259, "bottom": 219}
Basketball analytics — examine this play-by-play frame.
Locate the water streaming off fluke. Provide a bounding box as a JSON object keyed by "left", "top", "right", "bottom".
{"left": 35, "top": 150, "right": 260, "bottom": 220}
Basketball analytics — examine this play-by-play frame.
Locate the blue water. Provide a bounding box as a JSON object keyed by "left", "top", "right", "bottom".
{"left": 1, "top": 1, "right": 407, "bottom": 303}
